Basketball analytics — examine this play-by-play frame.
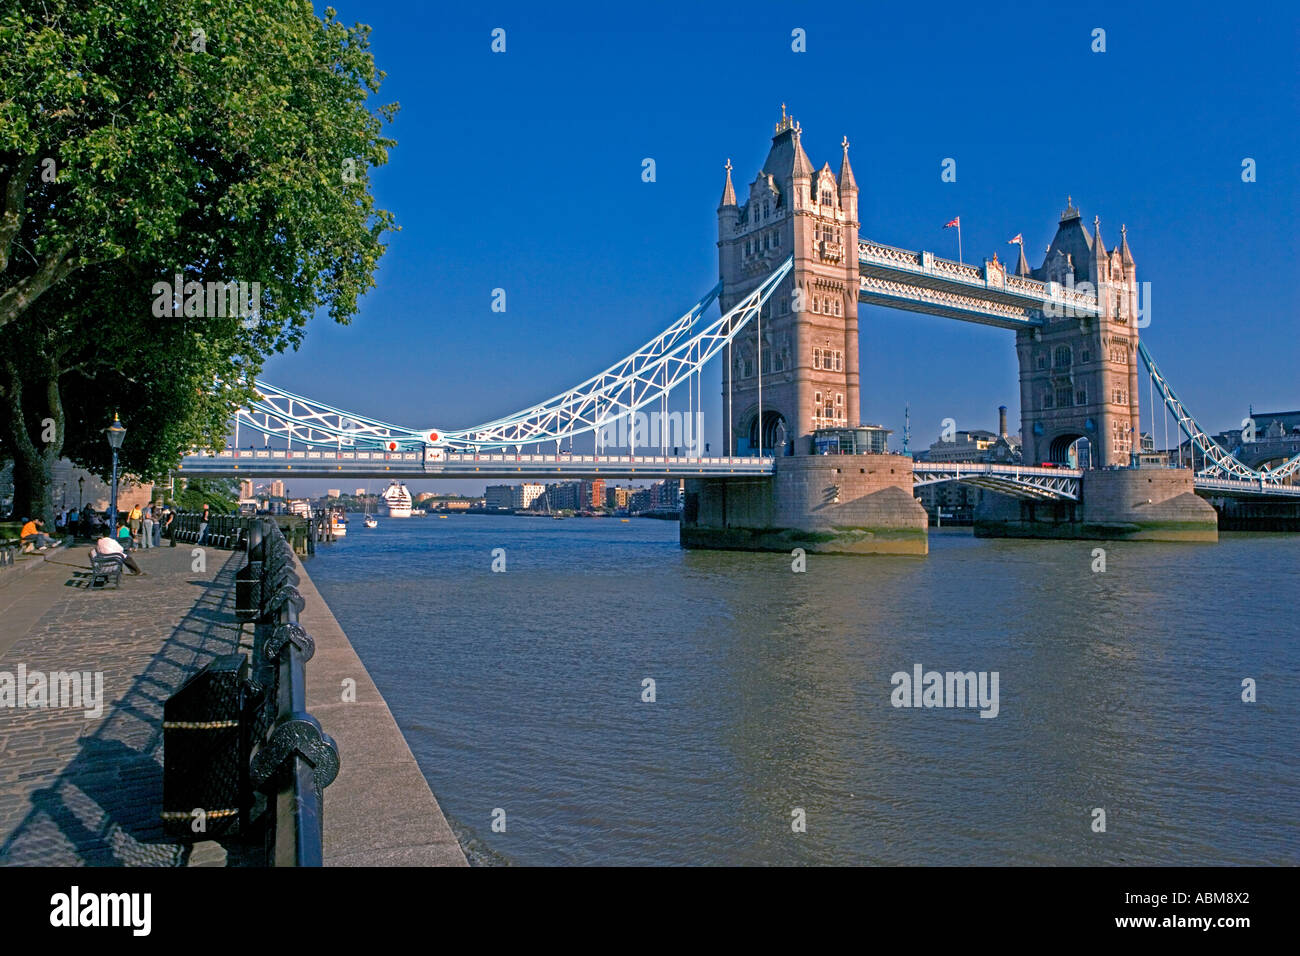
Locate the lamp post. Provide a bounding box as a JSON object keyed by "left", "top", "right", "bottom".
{"left": 106, "top": 413, "right": 126, "bottom": 533}
{"left": 78, "top": 476, "right": 84, "bottom": 510}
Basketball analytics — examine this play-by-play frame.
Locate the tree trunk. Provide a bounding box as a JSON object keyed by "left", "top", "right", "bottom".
{"left": 9, "top": 442, "right": 54, "bottom": 523}
{"left": 2, "top": 355, "right": 63, "bottom": 523}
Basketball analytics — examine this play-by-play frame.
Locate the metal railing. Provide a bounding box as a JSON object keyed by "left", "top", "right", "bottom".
{"left": 171, "top": 513, "right": 340, "bottom": 865}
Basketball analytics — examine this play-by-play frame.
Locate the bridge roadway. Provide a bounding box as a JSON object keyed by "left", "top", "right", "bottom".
{"left": 176, "top": 449, "right": 1300, "bottom": 499}
{"left": 857, "top": 237, "right": 1099, "bottom": 329}
{"left": 177, "top": 449, "right": 777, "bottom": 480}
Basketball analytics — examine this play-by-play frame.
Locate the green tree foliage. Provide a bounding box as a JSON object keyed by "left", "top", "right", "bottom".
{"left": 0, "top": 1, "right": 397, "bottom": 519}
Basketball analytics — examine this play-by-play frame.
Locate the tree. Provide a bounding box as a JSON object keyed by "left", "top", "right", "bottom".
{"left": 0, "top": 1, "right": 397, "bottom": 520}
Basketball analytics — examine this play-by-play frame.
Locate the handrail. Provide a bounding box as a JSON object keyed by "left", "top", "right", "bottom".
{"left": 170, "top": 512, "right": 339, "bottom": 865}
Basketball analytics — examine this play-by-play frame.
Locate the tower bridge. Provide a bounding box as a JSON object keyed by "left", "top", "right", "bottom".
{"left": 177, "top": 108, "right": 1298, "bottom": 552}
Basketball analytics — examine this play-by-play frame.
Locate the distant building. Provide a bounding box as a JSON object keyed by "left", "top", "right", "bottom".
{"left": 484, "top": 485, "right": 513, "bottom": 510}
{"left": 579, "top": 478, "right": 606, "bottom": 510}
{"left": 606, "top": 485, "right": 634, "bottom": 510}
{"left": 355, "top": 487, "right": 366, "bottom": 496}
{"left": 915, "top": 405, "right": 1024, "bottom": 522}
{"left": 270, "top": 480, "right": 285, "bottom": 498}
{"left": 540, "top": 482, "right": 580, "bottom": 512}
{"left": 648, "top": 479, "right": 684, "bottom": 511}
{"left": 516, "top": 483, "right": 545, "bottom": 510}
{"left": 326, "top": 488, "right": 341, "bottom": 499}
{"left": 239, "top": 479, "right": 255, "bottom": 499}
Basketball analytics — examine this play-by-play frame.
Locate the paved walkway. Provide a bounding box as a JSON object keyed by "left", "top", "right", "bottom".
{"left": 0, "top": 540, "right": 467, "bottom": 867}
{"left": 0, "top": 544, "right": 246, "bottom": 865}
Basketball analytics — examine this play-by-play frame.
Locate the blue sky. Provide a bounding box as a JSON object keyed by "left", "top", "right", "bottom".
{"left": 264, "top": 1, "right": 1299, "bottom": 495}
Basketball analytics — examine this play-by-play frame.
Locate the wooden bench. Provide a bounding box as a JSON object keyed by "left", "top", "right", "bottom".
{"left": 88, "top": 550, "right": 125, "bottom": 589}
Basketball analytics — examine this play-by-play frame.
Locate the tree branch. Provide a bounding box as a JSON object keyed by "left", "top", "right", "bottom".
{"left": 0, "top": 155, "right": 36, "bottom": 274}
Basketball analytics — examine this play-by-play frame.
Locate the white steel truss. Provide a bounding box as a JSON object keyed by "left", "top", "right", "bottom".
{"left": 219, "top": 257, "right": 792, "bottom": 454}
{"left": 1140, "top": 342, "right": 1300, "bottom": 486}
{"left": 912, "top": 462, "right": 1081, "bottom": 500}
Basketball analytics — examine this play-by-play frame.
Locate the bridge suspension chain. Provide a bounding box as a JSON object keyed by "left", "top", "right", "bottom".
{"left": 1139, "top": 342, "right": 1300, "bottom": 485}
{"left": 218, "top": 257, "right": 793, "bottom": 455}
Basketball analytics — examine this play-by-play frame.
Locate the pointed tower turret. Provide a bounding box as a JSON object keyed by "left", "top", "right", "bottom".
{"left": 1015, "top": 240, "right": 1031, "bottom": 277}
{"left": 1119, "top": 223, "right": 1135, "bottom": 267}
{"left": 1091, "top": 215, "right": 1109, "bottom": 286}
{"left": 718, "top": 158, "right": 737, "bottom": 209}
{"left": 838, "top": 136, "right": 858, "bottom": 219}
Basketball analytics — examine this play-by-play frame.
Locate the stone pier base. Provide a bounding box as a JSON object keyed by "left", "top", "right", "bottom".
{"left": 681, "top": 453, "right": 928, "bottom": 555}
{"left": 975, "top": 467, "right": 1218, "bottom": 542}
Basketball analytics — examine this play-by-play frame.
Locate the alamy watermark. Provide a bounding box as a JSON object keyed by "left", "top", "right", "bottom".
{"left": 0, "top": 665, "right": 104, "bottom": 718}
{"left": 596, "top": 411, "right": 704, "bottom": 454}
{"left": 151, "top": 273, "right": 261, "bottom": 325}
{"left": 890, "top": 664, "right": 999, "bottom": 719}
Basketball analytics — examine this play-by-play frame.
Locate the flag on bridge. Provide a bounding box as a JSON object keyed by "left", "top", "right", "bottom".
{"left": 1008, "top": 233, "right": 1023, "bottom": 245}
{"left": 944, "top": 217, "right": 963, "bottom": 263}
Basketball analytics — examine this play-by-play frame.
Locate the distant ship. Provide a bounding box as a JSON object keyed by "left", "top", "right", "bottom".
{"left": 382, "top": 481, "right": 412, "bottom": 518}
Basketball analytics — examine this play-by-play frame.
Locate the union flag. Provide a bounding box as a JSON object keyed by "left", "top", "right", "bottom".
{"left": 944, "top": 216, "right": 960, "bottom": 229}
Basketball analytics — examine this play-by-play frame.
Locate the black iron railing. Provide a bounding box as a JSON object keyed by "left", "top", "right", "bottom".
{"left": 168, "top": 513, "right": 340, "bottom": 865}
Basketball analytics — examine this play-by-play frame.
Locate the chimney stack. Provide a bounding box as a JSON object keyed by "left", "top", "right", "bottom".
{"left": 998, "top": 405, "right": 1008, "bottom": 438}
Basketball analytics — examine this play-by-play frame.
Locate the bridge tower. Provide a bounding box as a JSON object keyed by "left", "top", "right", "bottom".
{"left": 1015, "top": 200, "right": 1142, "bottom": 467}
{"left": 717, "top": 108, "right": 860, "bottom": 456}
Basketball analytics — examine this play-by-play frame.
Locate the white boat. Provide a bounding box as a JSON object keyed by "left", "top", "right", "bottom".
{"left": 382, "top": 480, "right": 412, "bottom": 518}
{"left": 364, "top": 516, "right": 378, "bottom": 529}
{"left": 329, "top": 509, "right": 348, "bottom": 537}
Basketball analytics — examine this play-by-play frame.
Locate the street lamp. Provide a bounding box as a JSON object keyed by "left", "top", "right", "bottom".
{"left": 106, "top": 413, "right": 126, "bottom": 533}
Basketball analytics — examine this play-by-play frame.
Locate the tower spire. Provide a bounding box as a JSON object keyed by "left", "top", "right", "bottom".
{"left": 1119, "top": 223, "right": 1135, "bottom": 265}
{"left": 838, "top": 135, "right": 858, "bottom": 194}
{"left": 719, "top": 158, "right": 736, "bottom": 208}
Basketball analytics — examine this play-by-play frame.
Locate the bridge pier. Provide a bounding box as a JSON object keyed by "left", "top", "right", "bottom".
{"left": 974, "top": 467, "right": 1218, "bottom": 542}
{"left": 680, "top": 454, "right": 929, "bottom": 556}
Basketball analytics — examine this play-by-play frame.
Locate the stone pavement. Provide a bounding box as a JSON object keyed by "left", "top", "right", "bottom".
{"left": 0, "top": 544, "right": 247, "bottom": 865}
{"left": 0, "top": 539, "right": 467, "bottom": 867}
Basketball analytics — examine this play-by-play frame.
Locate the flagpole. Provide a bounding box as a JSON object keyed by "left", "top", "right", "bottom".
{"left": 957, "top": 221, "right": 963, "bottom": 265}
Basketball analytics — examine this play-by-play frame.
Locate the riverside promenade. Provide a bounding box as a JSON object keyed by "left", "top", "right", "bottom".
{"left": 0, "top": 541, "right": 465, "bottom": 866}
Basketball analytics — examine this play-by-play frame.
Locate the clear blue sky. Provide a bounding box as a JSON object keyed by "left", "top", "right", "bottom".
{"left": 265, "top": 0, "right": 1299, "bottom": 496}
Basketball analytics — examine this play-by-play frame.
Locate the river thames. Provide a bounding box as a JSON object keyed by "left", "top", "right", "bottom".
{"left": 307, "top": 516, "right": 1299, "bottom": 866}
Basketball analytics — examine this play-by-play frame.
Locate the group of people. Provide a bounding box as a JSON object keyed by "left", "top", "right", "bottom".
{"left": 17, "top": 503, "right": 189, "bottom": 580}
{"left": 44, "top": 503, "right": 177, "bottom": 547}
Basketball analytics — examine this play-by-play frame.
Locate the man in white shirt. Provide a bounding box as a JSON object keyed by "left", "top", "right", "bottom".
{"left": 96, "top": 534, "right": 143, "bottom": 575}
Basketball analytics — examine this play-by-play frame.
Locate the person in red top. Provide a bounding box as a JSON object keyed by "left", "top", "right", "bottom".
{"left": 20, "top": 518, "right": 53, "bottom": 550}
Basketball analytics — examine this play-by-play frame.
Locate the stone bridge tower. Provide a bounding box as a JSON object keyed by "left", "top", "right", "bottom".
{"left": 717, "top": 108, "right": 861, "bottom": 455}
{"left": 1014, "top": 200, "right": 1143, "bottom": 468}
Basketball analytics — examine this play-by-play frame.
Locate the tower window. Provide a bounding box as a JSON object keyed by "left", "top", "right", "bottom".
{"left": 1037, "top": 353, "right": 1047, "bottom": 370}
{"left": 1043, "top": 391, "right": 1054, "bottom": 409}
{"left": 1056, "top": 387, "right": 1073, "bottom": 407}
{"left": 1054, "top": 346, "right": 1072, "bottom": 368}
{"left": 1076, "top": 388, "right": 1087, "bottom": 406}
{"left": 821, "top": 190, "right": 834, "bottom": 206}
{"left": 813, "top": 347, "right": 823, "bottom": 369}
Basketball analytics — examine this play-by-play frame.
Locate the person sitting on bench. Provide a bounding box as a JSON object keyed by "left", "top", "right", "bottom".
{"left": 20, "top": 518, "right": 54, "bottom": 551}
{"left": 96, "top": 533, "right": 143, "bottom": 575}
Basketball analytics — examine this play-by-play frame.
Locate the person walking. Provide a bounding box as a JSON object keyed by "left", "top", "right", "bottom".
{"left": 141, "top": 506, "right": 154, "bottom": 550}
{"left": 152, "top": 509, "right": 162, "bottom": 547}
{"left": 197, "top": 504, "right": 211, "bottom": 546}
{"left": 128, "top": 503, "right": 143, "bottom": 546}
